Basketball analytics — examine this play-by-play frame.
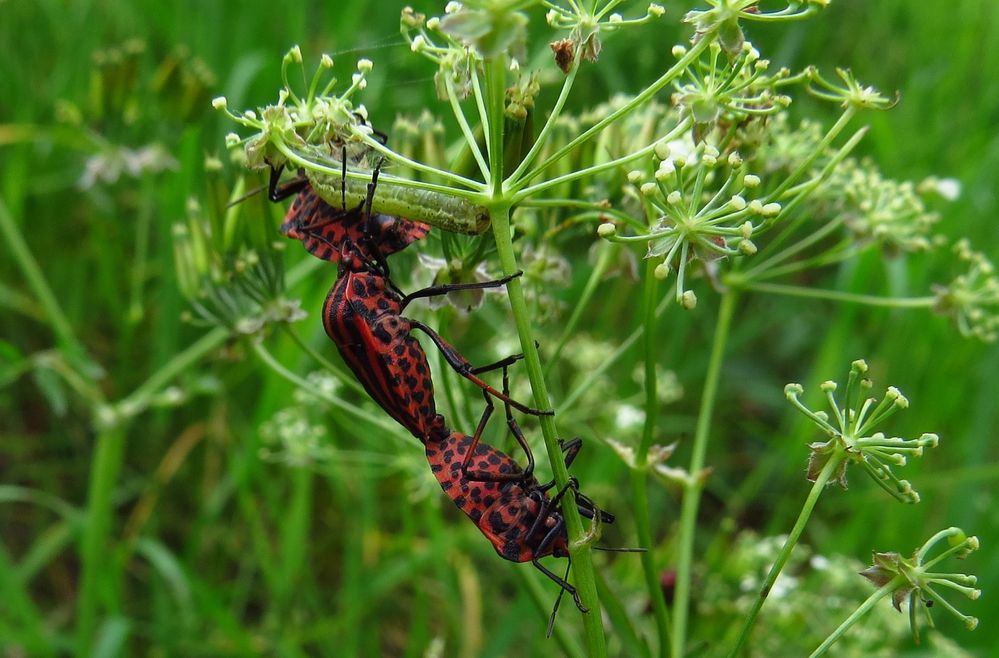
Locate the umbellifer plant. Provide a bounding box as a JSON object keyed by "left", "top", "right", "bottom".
{"left": 207, "top": 1, "right": 988, "bottom": 655}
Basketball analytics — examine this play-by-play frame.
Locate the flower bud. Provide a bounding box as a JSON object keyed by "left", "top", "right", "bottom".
{"left": 648, "top": 4, "right": 665, "bottom": 17}
{"left": 743, "top": 174, "right": 761, "bottom": 188}
{"left": 654, "top": 141, "right": 671, "bottom": 161}
{"left": 681, "top": 290, "right": 697, "bottom": 309}
{"left": 212, "top": 96, "right": 228, "bottom": 110}
{"left": 640, "top": 182, "right": 657, "bottom": 196}
{"left": 667, "top": 191, "right": 682, "bottom": 205}
{"left": 597, "top": 223, "right": 616, "bottom": 237}
{"left": 672, "top": 45, "right": 686, "bottom": 58}
{"left": 729, "top": 195, "right": 746, "bottom": 211}
{"left": 654, "top": 262, "right": 670, "bottom": 280}
{"left": 321, "top": 54, "right": 334, "bottom": 68}
{"left": 357, "top": 58, "right": 373, "bottom": 73}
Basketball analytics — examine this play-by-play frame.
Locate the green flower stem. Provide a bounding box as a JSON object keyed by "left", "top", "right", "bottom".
{"left": 520, "top": 36, "right": 711, "bottom": 187}
{"left": 737, "top": 281, "right": 936, "bottom": 308}
{"left": 0, "top": 196, "right": 92, "bottom": 368}
{"left": 561, "top": 296, "right": 671, "bottom": 414}
{"left": 808, "top": 577, "right": 903, "bottom": 658}
{"left": 544, "top": 241, "right": 615, "bottom": 377}
{"left": 74, "top": 426, "right": 126, "bottom": 656}
{"left": 484, "top": 54, "right": 606, "bottom": 657}
{"left": 634, "top": 259, "right": 671, "bottom": 657}
{"left": 771, "top": 107, "right": 857, "bottom": 200}
{"left": 506, "top": 43, "right": 582, "bottom": 185}
{"left": 114, "top": 327, "right": 229, "bottom": 422}
{"left": 445, "top": 75, "right": 490, "bottom": 181}
{"left": 251, "top": 340, "right": 405, "bottom": 435}
{"left": 672, "top": 290, "right": 737, "bottom": 658}
{"left": 515, "top": 117, "right": 692, "bottom": 202}
{"left": 280, "top": 326, "right": 368, "bottom": 398}
{"left": 276, "top": 139, "right": 483, "bottom": 197}
{"left": 517, "top": 568, "right": 586, "bottom": 658}
{"left": 728, "top": 454, "right": 842, "bottom": 657}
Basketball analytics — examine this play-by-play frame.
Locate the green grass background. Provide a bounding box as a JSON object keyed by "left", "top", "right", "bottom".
{"left": 1, "top": 0, "right": 997, "bottom": 656}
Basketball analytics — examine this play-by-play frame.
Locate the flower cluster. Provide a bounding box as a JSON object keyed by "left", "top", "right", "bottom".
{"left": 860, "top": 527, "right": 980, "bottom": 642}
{"left": 933, "top": 239, "right": 999, "bottom": 342}
{"left": 785, "top": 359, "right": 938, "bottom": 502}
{"left": 600, "top": 139, "right": 778, "bottom": 309}
{"left": 172, "top": 198, "right": 304, "bottom": 334}
{"left": 671, "top": 41, "right": 791, "bottom": 126}
{"left": 213, "top": 45, "right": 377, "bottom": 171}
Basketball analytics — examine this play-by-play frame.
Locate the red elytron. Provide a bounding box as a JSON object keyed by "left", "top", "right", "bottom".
{"left": 426, "top": 423, "right": 611, "bottom": 614}
{"left": 269, "top": 167, "right": 429, "bottom": 263}
{"left": 321, "top": 242, "right": 549, "bottom": 441}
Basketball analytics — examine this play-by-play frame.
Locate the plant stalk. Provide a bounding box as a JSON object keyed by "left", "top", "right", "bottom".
{"left": 483, "top": 54, "right": 606, "bottom": 657}
{"left": 633, "top": 258, "right": 671, "bottom": 657}
{"left": 729, "top": 455, "right": 842, "bottom": 656}
{"left": 672, "top": 290, "right": 737, "bottom": 657}
{"left": 808, "top": 578, "right": 902, "bottom": 658}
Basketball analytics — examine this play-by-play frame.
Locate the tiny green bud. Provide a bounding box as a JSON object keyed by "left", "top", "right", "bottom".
{"left": 729, "top": 195, "right": 746, "bottom": 211}
{"left": 654, "top": 141, "right": 671, "bottom": 161}
{"left": 852, "top": 359, "right": 869, "bottom": 373}
{"left": 667, "top": 191, "right": 682, "bottom": 205}
{"left": 740, "top": 221, "right": 753, "bottom": 238}
{"left": 654, "top": 262, "right": 670, "bottom": 279}
{"left": 648, "top": 3, "right": 665, "bottom": 17}
{"left": 762, "top": 202, "right": 781, "bottom": 217}
{"left": 610, "top": 13, "right": 622, "bottom": 23}
{"left": 820, "top": 380, "right": 837, "bottom": 392}
{"left": 412, "top": 35, "right": 427, "bottom": 52}
{"left": 545, "top": 9, "right": 558, "bottom": 25}
{"left": 920, "top": 433, "right": 939, "bottom": 448}
{"left": 654, "top": 168, "right": 671, "bottom": 182}
{"left": 673, "top": 155, "right": 686, "bottom": 168}
{"left": 743, "top": 174, "right": 761, "bottom": 188}
{"left": 212, "top": 96, "right": 228, "bottom": 110}
{"left": 886, "top": 386, "right": 909, "bottom": 408}
{"left": 681, "top": 290, "right": 697, "bottom": 309}
{"left": 427, "top": 16, "right": 440, "bottom": 30}
{"left": 727, "top": 151, "right": 743, "bottom": 167}
{"left": 748, "top": 199, "right": 764, "bottom": 214}
{"left": 785, "top": 383, "right": 804, "bottom": 397}
{"left": 445, "top": 1, "right": 461, "bottom": 13}
{"left": 357, "top": 58, "right": 373, "bottom": 73}
{"left": 243, "top": 110, "right": 257, "bottom": 120}
{"left": 627, "top": 170, "right": 644, "bottom": 184}
{"left": 640, "top": 182, "right": 657, "bottom": 196}
{"left": 967, "top": 618, "right": 980, "bottom": 631}
{"left": 672, "top": 45, "right": 686, "bottom": 58}
{"left": 702, "top": 153, "right": 717, "bottom": 167}
{"left": 597, "top": 223, "right": 617, "bottom": 237}
{"left": 321, "top": 54, "right": 334, "bottom": 68}
{"left": 288, "top": 45, "right": 303, "bottom": 63}
{"left": 224, "top": 132, "right": 240, "bottom": 148}
{"left": 738, "top": 239, "right": 757, "bottom": 256}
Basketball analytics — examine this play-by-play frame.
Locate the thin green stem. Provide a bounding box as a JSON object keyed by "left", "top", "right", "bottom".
{"left": 808, "top": 578, "right": 902, "bottom": 658}
{"left": 506, "top": 45, "right": 581, "bottom": 186}
{"left": 280, "top": 326, "right": 368, "bottom": 398}
{"left": 445, "top": 76, "right": 491, "bottom": 181}
{"left": 520, "top": 37, "right": 711, "bottom": 187}
{"left": 633, "top": 259, "right": 671, "bottom": 657}
{"left": 0, "top": 195, "right": 91, "bottom": 367}
{"left": 251, "top": 340, "right": 405, "bottom": 435}
{"left": 561, "top": 296, "right": 671, "bottom": 414}
{"left": 484, "top": 53, "right": 606, "bottom": 657}
{"left": 728, "top": 455, "right": 842, "bottom": 657}
{"left": 515, "top": 118, "right": 693, "bottom": 202}
{"left": 544, "top": 241, "right": 615, "bottom": 377}
{"left": 736, "top": 282, "right": 936, "bottom": 308}
{"left": 74, "top": 427, "right": 127, "bottom": 656}
{"left": 672, "top": 290, "right": 737, "bottom": 657}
